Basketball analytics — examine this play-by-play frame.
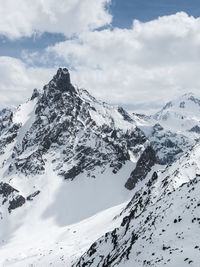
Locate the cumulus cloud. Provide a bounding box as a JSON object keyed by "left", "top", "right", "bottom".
{"left": 0, "top": 0, "right": 111, "bottom": 39}
{"left": 43, "top": 12, "right": 200, "bottom": 110}
{"left": 0, "top": 57, "right": 55, "bottom": 108}
{"left": 2, "top": 12, "right": 200, "bottom": 113}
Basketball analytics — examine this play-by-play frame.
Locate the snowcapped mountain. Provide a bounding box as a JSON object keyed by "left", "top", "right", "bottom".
{"left": 1, "top": 68, "right": 150, "bottom": 180}
{"left": 74, "top": 143, "right": 200, "bottom": 267}
{"left": 0, "top": 68, "right": 157, "bottom": 266}
{"left": 0, "top": 69, "right": 199, "bottom": 266}
{"left": 133, "top": 93, "right": 200, "bottom": 164}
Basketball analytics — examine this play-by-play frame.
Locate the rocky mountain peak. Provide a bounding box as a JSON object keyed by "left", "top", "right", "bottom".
{"left": 54, "top": 67, "right": 70, "bottom": 83}
{"left": 0, "top": 68, "right": 151, "bottom": 181}
{"left": 47, "top": 67, "right": 75, "bottom": 94}
{"left": 36, "top": 68, "right": 77, "bottom": 113}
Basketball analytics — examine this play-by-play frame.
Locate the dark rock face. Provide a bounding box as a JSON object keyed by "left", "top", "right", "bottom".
{"left": 162, "top": 101, "right": 173, "bottom": 110}
{"left": 189, "top": 125, "right": 200, "bottom": 134}
{"left": 27, "top": 190, "right": 40, "bottom": 201}
{"left": 188, "top": 95, "right": 200, "bottom": 106}
{"left": 179, "top": 101, "right": 185, "bottom": 108}
{"left": 125, "top": 146, "right": 157, "bottom": 190}
{"left": 0, "top": 182, "right": 18, "bottom": 198}
{"left": 14, "top": 150, "right": 45, "bottom": 176}
{"left": 8, "top": 195, "right": 26, "bottom": 213}
{"left": 0, "top": 108, "right": 20, "bottom": 159}
{"left": 0, "top": 182, "right": 25, "bottom": 213}
{"left": 117, "top": 107, "right": 133, "bottom": 123}
{"left": 53, "top": 68, "right": 75, "bottom": 93}
{"left": 0, "top": 109, "right": 20, "bottom": 157}
{"left": 0, "top": 108, "right": 13, "bottom": 133}
{"left": 30, "top": 88, "right": 40, "bottom": 100}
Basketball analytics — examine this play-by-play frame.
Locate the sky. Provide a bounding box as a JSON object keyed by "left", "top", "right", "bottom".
{"left": 1, "top": 0, "right": 200, "bottom": 113}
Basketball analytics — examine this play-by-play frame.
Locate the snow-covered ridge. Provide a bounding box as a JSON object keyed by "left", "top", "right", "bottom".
{"left": 75, "top": 143, "right": 200, "bottom": 266}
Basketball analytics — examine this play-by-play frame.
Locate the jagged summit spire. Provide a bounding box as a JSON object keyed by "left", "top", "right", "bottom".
{"left": 52, "top": 67, "right": 74, "bottom": 92}
{"left": 53, "top": 68, "right": 70, "bottom": 84}
{"left": 44, "top": 67, "right": 76, "bottom": 94}
{"left": 35, "top": 67, "right": 77, "bottom": 112}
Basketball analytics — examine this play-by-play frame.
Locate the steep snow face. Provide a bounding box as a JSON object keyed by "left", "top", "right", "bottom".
{"left": 132, "top": 93, "right": 200, "bottom": 164}
{"left": 13, "top": 99, "right": 37, "bottom": 126}
{"left": 75, "top": 143, "right": 200, "bottom": 267}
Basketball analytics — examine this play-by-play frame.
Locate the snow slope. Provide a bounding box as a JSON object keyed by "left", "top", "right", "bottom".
{"left": 0, "top": 161, "right": 134, "bottom": 267}
{"left": 75, "top": 143, "right": 200, "bottom": 267}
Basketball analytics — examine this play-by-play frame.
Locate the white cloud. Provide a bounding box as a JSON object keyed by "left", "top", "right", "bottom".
{"left": 42, "top": 12, "right": 200, "bottom": 110}
{"left": 0, "top": 57, "right": 55, "bottom": 108}
{"left": 2, "top": 12, "right": 200, "bottom": 113}
{"left": 0, "top": 0, "right": 111, "bottom": 39}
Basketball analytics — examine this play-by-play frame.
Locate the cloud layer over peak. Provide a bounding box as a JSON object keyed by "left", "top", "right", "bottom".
{"left": 1, "top": 11, "right": 200, "bottom": 113}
